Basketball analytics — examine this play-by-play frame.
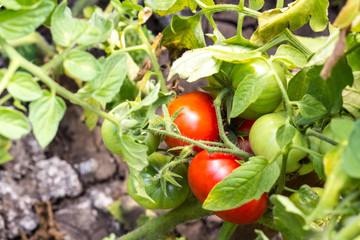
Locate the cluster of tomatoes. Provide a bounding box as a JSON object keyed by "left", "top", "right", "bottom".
{"left": 102, "top": 59, "right": 312, "bottom": 225}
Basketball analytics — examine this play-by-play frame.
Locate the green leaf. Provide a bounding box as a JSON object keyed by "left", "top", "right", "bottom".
{"left": 161, "top": 14, "right": 205, "bottom": 59}
{"left": 213, "top": 52, "right": 262, "bottom": 63}
{"left": 250, "top": 0, "right": 329, "bottom": 45}
{"left": 296, "top": 94, "right": 327, "bottom": 119}
{"left": 0, "top": 0, "right": 42, "bottom": 10}
{"left": 83, "top": 98, "right": 100, "bottom": 131}
{"left": 7, "top": 72, "right": 42, "bottom": 101}
{"left": 144, "top": 0, "right": 197, "bottom": 16}
{"left": 343, "top": 72, "right": 360, "bottom": 118}
{"left": 271, "top": 195, "right": 309, "bottom": 240}
{"left": 203, "top": 157, "right": 280, "bottom": 211}
{"left": 29, "top": 90, "right": 66, "bottom": 148}
{"left": 0, "top": 107, "right": 31, "bottom": 140}
{"left": 217, "top": 222, "right": 238, "bottom": 240}
{"left": 276, "top": 123, "right": 296, "bottom": 149}
{"left": 79, "top": 53, "right": 127, "bottom": 103}
{"left": 288, "top": 58, "right": 353, "bottom": 116}
{"left": 77, "top": 10, "right": 113, "bottom": 46}
{"left": 343, "top": 121, "right": 360, "bottom": 178}
{"left": 0, "top": 0, "right": 55, "bottom": 40}
{"left": 346, "top": 33, "right": 360, "bottom": 72}
{"left": 249, "top": 0, "right": 264, "bottom": 10}
{"left": 271, "top": 45, "right": 307, "bottom": 69}
{"left": 51, "top": 1, "right": 88, "bottom": 47}
{"left": 168, "top": 45, "right": 252, "bottom": 82}
{"left": 119, "top": 135, "right": 148, "bottom": 171}
{"left": 230, "top": 73, "right": 268, "bottom": 118}
{"left": 63, "top": 50, "right": 101, "bottom": 82}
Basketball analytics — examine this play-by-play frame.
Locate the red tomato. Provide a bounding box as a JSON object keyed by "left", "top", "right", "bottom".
{"left": 236, "top": 119, "right": 256, "bottom": 154}
{"left": 164, "top": 91, "right": 219, "bottom": 153}
{"left": 188, "top": 150, "right": 268, "bottom": 225}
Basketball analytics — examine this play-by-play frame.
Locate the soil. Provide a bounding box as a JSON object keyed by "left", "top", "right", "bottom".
{"left": 0, "top": 0, "right": 341, "bottom": 240}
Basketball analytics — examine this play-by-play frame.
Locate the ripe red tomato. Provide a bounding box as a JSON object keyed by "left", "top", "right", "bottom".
{"left": 164, "top": 91, "right": 219, "bottom": 153}
{"left": 188, "top": 150, "right": 268, "bottom": 225}
{"left": 235, "top": 119, "right": 256, "bottom": 154}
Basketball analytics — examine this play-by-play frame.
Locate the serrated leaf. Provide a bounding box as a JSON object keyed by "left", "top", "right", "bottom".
{"left": 79, "top": 53, "right": 127, "bottom": 103}
{"left": 203, "top": 157, "right": 280, "bottom": 211}
{"left": 7, "top": 72, "right": 42, "bottom": 101}
{"left": 296, "top": 94, "right": 327, "bottom": 119}
{"left": 161, "top": 14, "right": 205, "bottom": 59}
{"left": 0, "top": 0, "right": 42, "bottom": 10}
{"left": 271, "top": 195, "right": 309, "bottom": 240}
{"left": 119, "top": 135, "right": 148, "bottom": 171}
{"left": 29, "top": 90, "right": 66, "bottom": 148}
{"left": 343, "top": 72, "right": 360, "bottom": 118}
{"left": 230, "top": 73, "right": 268, "bottom": 118}
{"left": 51, "top": 1, "right": 88, "bottom": 47}
{"left": 0, "top": 107, "right": 31, "bottom": 140}
{"left": 0, "top": 0, "right": 55, "bottom": 39}
{"left": 77, "top": 10, "right": 113, "bottom": 46}
{"left": 276, "top": 123, "right": 296, "bottom": 149}
{"left": 343, "top": 121, "right": 360, "bottom": 178}
{"left": 250, "top": 0, "right": 328, "bottom": 45}
{"left": 271, "top": 45, "right": 307, "bottom": 69}
{"left": 64, "top": 50, "right": 101, "bottom": 82}
{"left": 144, "top": 0, "right": 197, "bottom": 16}
{"left": 168, "top": 45, "right": 252, "bottom": 82}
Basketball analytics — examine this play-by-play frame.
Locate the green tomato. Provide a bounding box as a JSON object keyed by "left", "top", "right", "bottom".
{"left": 249, "top": 112, "right": 309, "bottom": 173}
{"left": 229, "top": 59, "right": 287, "bottom": 119}
{"left": 289, "top": 186, "right": 324, "bottom": 215}
{"left": 101, "top": 101, "right": 160, "bottom": 156}
{"left": 127, "top": 153, "right": 190, "bottom": 209}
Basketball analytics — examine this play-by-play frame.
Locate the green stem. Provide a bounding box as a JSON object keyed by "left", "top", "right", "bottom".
{"left": 3, "top": 32, "right": 55, "bottom": 57}
{"left": 148, "top": 127, "right": 252, "bottom": 158}
{"left": 0, "top": 94, "right": 12, "bottom": 105}
{"left": 0, "top": 38, "right": 121, "bottom": 127}
{"left": 292, "top": 144, "right": 324, "bottom": 158}
{"left": 277, "top": 151, "right": 289, "bottom": 194}
{"left": 284, "top": 186, "right": 297, "bottom": 193}
{"left": 0, "top": 60, "right": 19, "bottom": 95}
{"left": 214, "top": 88, "right": 240, "bottom": 152}
{"left": 42, "top": 47, "right": 72, "bottom": 72}
{"left": 284, "top": 29, "right": 312, "bottom": 57}
{"left": 306, "top": 129, "right": 339, "bottom": 146}
{"left": 276, "top": 0, "right": 284, "bottom": 8}
{"left": 118, "top": 196, "right": 212, "bottom": 240}
{"left": 255, "top": 34, "right": 288, "bottom": 53}
{"left": 335, "top": 214, "right": 360, "bottom": 240}
{"left": 136, "top": 25, "right": 167, "bottom": 93}
{"left": 217, "top": 222, "right": 238, "bottom": 240}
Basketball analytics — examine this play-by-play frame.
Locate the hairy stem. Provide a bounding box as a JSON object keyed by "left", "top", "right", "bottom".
{"left": 277, "top": 151, "right": 289, "bottom": 194}
{"left": 306, "top": 129, "right": 339, "bottom": 146}
{"left": 118, "top": 196, "right": 212, "bottom": 240}
{"left": 148, "top": 127, "right": 252, "bottom": 158}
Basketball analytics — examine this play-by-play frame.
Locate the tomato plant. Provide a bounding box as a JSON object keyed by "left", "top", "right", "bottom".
{"left": 127, "top": 153, "right": 189, "bottom": 209}
{"left": 0, "top": 0, "right": 360, "bottom": 240}
{"left": 188, "top": 150, "right": 268, "bottom": 225}
{"left": 235, "top": 119, "right": 256, "bottom": 154}
{"left": 164, "top": 91, "right": 219, "bottom": 153}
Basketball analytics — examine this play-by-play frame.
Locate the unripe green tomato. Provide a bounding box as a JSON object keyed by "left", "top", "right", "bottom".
{"left": 127, "top": 153, "right": 190, "bottom": 209}
{"left": 101, "top": 101, "right": 160, "bottom": 156}
{"left": 249, "top": 112, "right": 309, "bottom": 173}
{"left": 230, "top": 59, "right": 287, "bottom": 119}
{"left": 289, "top": 187, "right": 324, "bottom": 215}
